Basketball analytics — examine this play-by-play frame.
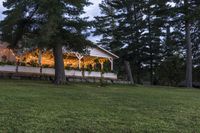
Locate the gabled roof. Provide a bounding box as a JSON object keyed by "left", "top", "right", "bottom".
{"left": 0, "top": 41, "right": 119, "bottom": 59}
{"left": 92, "top": 45, "right": 119, "bottom": 59}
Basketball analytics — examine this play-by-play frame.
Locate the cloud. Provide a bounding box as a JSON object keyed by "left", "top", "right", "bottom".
{"left": 0, "top": 0, "right": 5, "bottom": 20}
{"left": 83, "top": 0, "right": 102, "bottom": 20}
{"left": 83, "top": 0, "right": 102, "bottom": 42}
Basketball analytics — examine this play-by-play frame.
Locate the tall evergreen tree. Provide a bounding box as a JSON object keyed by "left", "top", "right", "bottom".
{"left": 142, "top": 0, "right": 167, "bottom": 85}
{"left": 167, "top": 0, "right": 200, "bottom": 87}
{"left": 192, "top": 21, "right": 200, "bottom": 68}
{"left": 94, "top": 0, "right": 122, "bottom": 51}
{"left": 94, "top": 0, "right": 200, "bottom": 86}
{"left": 0, "top": 0, "right": 91, "bottom": 84}
{"left": 94, "top": 0, "right": 166, "bottom": 84}
{"left": 94, "top": 0, "right": 145, "bottom": 83}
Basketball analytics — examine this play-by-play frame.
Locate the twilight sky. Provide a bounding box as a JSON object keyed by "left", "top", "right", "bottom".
{"left": 84, "top": 0, "right": 102, "bottom": 20}
{"left": 0, "top": 0, "right": 4, "bottom": 19}
{"left": 0, "top": 0, "right": 102, "bottom": 42}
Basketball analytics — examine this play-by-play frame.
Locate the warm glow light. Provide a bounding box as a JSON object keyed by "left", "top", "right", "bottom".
{"left": 0, "top": 47, "right": 16, "bottom": 62}
{"left": 17, "top": 49, "right": 109, "bottom": 69}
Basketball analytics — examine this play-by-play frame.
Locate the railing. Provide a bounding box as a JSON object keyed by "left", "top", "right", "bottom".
{"left": 0, "top": 65, "right": 118, "bottom": 80}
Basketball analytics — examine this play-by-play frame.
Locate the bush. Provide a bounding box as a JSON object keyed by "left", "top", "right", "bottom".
{"left": 157, "top": 56, "right": 185, "bottom": 86}
{"left": 0, "top": 61, "right": 15, "bottom": 66}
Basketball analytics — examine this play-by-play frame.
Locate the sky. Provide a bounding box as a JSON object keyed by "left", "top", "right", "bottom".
{"left": 83, "top": 0, "right": 102, "bottom": 42}
{"left": 84, "top": 0, "right": 102, "bottom": 20}
{"left": 0, "top": 0, "right": 4, "bottom": 19}
{"left": 0, "top": 0, "right": 102, "bottom": 42}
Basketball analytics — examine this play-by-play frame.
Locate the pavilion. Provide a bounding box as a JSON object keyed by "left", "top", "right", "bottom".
{"left": 0, "top": 43, "right": 119, "bottom": 79}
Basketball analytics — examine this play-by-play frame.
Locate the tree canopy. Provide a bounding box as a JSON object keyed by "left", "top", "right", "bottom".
{"left": 94, "top": 0, "right": 200, "bottom": 87}
{"left": 0, "top": 0, "right": 92, "bottom": 84}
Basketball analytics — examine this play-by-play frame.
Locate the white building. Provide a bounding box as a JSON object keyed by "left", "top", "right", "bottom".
{"left": 0, "top": 43, "right": 119, "bottom": 80}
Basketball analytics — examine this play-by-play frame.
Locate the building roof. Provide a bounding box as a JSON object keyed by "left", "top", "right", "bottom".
{"left": 0, "top": 41, "right": 119, "bottom": 59}
{"left": 92, "top": 45, "right": 119, "bottom": 59}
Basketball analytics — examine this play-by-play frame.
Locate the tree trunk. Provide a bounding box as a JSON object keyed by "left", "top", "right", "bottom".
{"left": 147, "top": 3, "right": 154, "bottom": 85}
{"left": 53, "top": 44, "right": 66, "bottom": 85}
{"left": 184, "top": 0, "right": 193, "bottom": 88}
{"left": 136, "top": 62, "right": 142, "bottom": 84}
{"left": 124, "top": 61, "right": 134, "bottom": 84}
{"left": 185, "top": 20, "right": 193, "bottom": 88}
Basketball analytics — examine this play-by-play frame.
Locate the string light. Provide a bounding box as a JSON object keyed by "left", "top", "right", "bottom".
{"left": 0, "top": 46, "right": 109, "bottom": 69}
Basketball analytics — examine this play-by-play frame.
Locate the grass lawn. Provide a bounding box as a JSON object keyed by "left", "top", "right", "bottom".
{"left": 0, "top": 80, "right": 200, "bottom": 133}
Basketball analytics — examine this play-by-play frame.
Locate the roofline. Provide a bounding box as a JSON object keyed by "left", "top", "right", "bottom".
{"left": 0, "top": 41, "right": 120, "bottom": 59}
{"left": 93, "top": 45, "right": 119, "bottom": 59}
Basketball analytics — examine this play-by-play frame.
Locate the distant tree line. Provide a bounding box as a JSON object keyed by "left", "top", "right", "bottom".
{"left": 94, "top": 0, "right": 200, "bottom": 87}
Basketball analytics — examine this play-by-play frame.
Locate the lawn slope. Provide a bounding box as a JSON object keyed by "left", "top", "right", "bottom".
{"left": 0, "top": 80, "right": 200, "bottom": 133}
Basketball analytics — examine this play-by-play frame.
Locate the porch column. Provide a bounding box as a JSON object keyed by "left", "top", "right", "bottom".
{"left": 108, "top": 58, "right": 114, "bottom": 71}
{"left": 78, "top": 58, "right": 83, "bottom": 69}
{"left": 75, "top": 53, "right": 83, "bottom": 69}
{"left": 99, "top": 59, "right": 105, "bottom": 71}
{"left": 92, "top": 64, "right": 95, "bottom": 70}
{"left": 101, "top": 63, "right": 104, "bottom": 70}
{"left": 38, "top": 49, "right": 42, "bottom": 74}
{"left": 38, "top": 49, "right": 42, "bottom": 66}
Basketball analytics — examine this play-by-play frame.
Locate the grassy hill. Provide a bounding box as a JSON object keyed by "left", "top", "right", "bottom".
{"left": 0, "top": 80, "right": 200, "bottom": 132}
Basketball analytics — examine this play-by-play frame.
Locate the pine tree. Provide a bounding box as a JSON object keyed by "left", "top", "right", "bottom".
{"left": 94, "top": 0, "right": 200, "bottom": 86}
{"left": 167, "top": 0, "right": 200, "bottom": 87}
{"left": 142, "top": 0, "right": 166, "bottom": 85}
{"left": 94, "top": 0, "right": 122, "bottom": 51}
{"left": 192, "top": 21, "right": 200, "bottom": 68}
{"left": 94, "top": 0, "right": 147, "bottom": 83}
{"left": 0, "top": 0, "right": 91, "bottom": 84}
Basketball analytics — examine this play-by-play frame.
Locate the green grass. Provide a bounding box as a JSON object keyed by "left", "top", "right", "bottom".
{"left": 0, "top": 80, "right": 200, "bottom": 133}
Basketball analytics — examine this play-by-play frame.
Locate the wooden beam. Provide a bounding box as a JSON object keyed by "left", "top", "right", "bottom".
{"left": 108, "top": 58, "right": 114, "bottom": 71}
